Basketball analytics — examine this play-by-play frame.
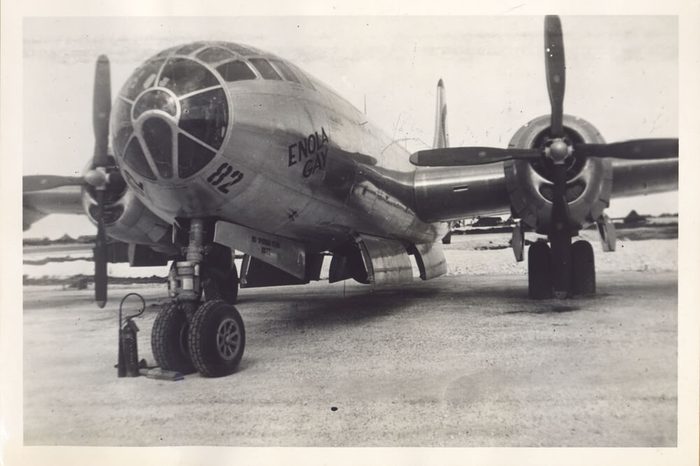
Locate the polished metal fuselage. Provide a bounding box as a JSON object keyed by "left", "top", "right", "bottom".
{"left": 129, "top": 70, "right": 454, "bottom": 250}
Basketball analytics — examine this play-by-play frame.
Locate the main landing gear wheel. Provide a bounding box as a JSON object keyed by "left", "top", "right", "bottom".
{"left": 528, "top": 241, "right": 553, "bottom": 299}
{"left": 151, "top": 302, "right": 196, "bottom": 374}
{"left": 188, "top": 300, "right": 245, "bottom": 377}
{"left": 571, "top": 240, "right": 596, "bottom": 296}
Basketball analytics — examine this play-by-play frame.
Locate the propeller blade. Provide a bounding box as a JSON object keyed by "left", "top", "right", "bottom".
{"left": 544, "top": 15, "right": 566, "bottom": 137}
{"left": 93, "top": 55, "right": 111, "bottom": 169}
{"left": 410, "top": 147, "right": 541, "bottom": 167}
{"left": 23, "top": 175, "right": 85, "bottom": 192}
{"left": 573, "top": 138, "right": 678, "bottom": 160}
{"left": 91, "top": 55, "right": 112, "bottom": 308}
{"left": 94, "top": 189, "right": 108, "bottom": 308}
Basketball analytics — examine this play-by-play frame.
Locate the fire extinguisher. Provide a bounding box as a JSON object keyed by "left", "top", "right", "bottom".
{"left": 117, "top": 293, "right": 145, "bottom": 377}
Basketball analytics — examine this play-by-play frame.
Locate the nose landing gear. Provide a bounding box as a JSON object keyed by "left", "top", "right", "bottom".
{"left": 151, "top": 218, "right": 245, "bottom": 377}
{"left": 188, "top": 300, "right": 245, "bottom": 377}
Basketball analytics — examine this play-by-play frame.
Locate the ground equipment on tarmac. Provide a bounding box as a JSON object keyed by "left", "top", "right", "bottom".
{"left": 117, "top": 293, "right": 145, "bottom": 377}
{"left": 116, "top": 292, "right": 184, "bottom": 380}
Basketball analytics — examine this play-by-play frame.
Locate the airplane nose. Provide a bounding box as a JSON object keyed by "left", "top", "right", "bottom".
{"left": 112, "top": 53, "right": 230, "bottom": 183}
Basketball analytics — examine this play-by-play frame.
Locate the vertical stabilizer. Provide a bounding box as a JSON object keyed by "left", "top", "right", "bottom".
{"left": 432, "top": 79, "right": 449, "bottom": 149}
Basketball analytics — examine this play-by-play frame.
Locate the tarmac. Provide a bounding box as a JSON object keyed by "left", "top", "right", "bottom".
{"left": 23, "top": 269, "right": 677, "bottom": 447}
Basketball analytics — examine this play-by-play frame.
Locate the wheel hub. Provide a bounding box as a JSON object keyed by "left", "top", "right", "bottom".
{"left": 216, "top": 317, "right": 241, "bottom": 361}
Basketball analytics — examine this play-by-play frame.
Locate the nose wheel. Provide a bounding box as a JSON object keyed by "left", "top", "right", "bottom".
{"left": 151, "top": 302, "right": 197, "bottom": 374}
{"left": 153, "top": 219, "right": 246, "bottom": 377}
{"left": 152, "top": 299, "right": 245, "bottom": 377}
{"left": 188, "top": 300, "right": 245, "bottom": 377}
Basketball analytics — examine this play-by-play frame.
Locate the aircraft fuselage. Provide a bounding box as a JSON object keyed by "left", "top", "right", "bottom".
{"left": 111, "top": 42, "right": 448, "bottom": 251}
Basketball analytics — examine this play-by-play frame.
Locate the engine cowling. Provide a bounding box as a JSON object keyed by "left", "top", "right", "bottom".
{"left": 82, "top": 168, "right": 176, "bottom": 254}
{"left": 505, "top": 114, "right": 612, "bottom": 234}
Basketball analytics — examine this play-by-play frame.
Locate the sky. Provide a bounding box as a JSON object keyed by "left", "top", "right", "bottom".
{"left": 22, "top": 16, "right": 678, "bottom": 238}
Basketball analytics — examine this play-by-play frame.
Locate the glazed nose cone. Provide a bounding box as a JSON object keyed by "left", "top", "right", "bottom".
{"left": 112, "top": 54, "right": 229, "bottom": 183}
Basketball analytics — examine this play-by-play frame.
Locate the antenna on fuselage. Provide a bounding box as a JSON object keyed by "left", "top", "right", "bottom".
{"left": 363, "top": 94, "right": 367, "bottom": 115}
{"left": 433, "top": 79, "right": 449, "bottom": 149}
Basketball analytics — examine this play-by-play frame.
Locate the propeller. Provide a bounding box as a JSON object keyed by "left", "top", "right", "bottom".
{"left": 410, "top": 147, "right": 540, "bottom": 166}
{"left": 23, "top": 55, "right": 115, "bottom": 307}
{"left": 542, "top": 16, "right": 572, "bottom": 298}
{"left": 23, "top": 175, "right": 85, "bottom": 192}
{"left": 92, "top": 55, "right": 112, "bottom": 308}
{"left": 409, "top": 17, "right": 678, "bottom": 169}
{"left": 573, "top": 139, "right": 678, "bottom": 160}
{"left": 409, "top": 15, "right": 678, "bottom": 297}
{"left": 544, "top": 15, "right": 566, "bottom": 138}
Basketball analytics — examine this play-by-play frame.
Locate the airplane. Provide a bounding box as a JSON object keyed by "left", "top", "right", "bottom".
{"left": 22, "top": 16, "right": 678, "bottom": 378}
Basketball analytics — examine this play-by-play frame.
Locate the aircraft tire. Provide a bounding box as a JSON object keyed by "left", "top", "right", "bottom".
{"left": 151, "top": 302, "right": 196, "bottom": 374}
{"left": 188, "top": 300, "right": 245, "bottom": 377}
{"left": 571, "top": 240, "right": 596, "bottom": 296}
{"left": 528, "top": 241, "right": 553, "bottom": 299}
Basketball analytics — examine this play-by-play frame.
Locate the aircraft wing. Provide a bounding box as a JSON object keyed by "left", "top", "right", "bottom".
{"left": 409, "top": 150, "right": 677, "bottom": 228}
{"left": 23, "top": 184, "right": 84, "bottom": 231}
{"left": 611, "top": 158, "right": 678, "bottom": 198}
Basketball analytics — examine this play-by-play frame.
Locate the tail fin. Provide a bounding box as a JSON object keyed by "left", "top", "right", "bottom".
{"left": 432, "top": 79, "right": 449, "bottom": 149}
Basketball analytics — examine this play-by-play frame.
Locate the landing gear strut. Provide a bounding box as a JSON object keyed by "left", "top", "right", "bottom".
{"left": 152, "top": 219, "right": 245, "bottom": 377}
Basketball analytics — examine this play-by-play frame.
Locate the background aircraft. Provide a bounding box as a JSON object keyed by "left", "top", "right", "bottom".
{"left": 22, "top": 16, "right": 678, "bottom": 377}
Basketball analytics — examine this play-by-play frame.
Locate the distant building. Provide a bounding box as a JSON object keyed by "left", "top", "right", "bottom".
{"left": 623, "top": 210, "right": 648, "bottom": 225}
{"left": 55, "top": 234, "right": 76, "bottom": 243}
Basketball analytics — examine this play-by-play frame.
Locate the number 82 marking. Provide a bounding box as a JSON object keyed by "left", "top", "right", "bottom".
{"left": 206, "top": 162, "right": 244, "bottom": 194}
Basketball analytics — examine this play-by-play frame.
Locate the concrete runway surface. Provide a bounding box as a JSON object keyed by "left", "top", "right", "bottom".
{"left": 23, "top": 271, "right": 677, "bottom": 447}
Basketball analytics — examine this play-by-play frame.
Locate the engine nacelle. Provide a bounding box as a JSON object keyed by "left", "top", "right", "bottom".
{"left": 82, "top": 183, "right": 177, "bottom": 255}
{"left": 505, "top": 114, "right": 612, "bottom": 234}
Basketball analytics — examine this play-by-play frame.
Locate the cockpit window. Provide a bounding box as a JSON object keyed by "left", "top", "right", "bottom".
{"left": 175, "top": 42, "right": 208, "bottom": 55}
{"left": 248, "top": 58, "right": 282, "bottom": 80}
{"left": 111, "top": 99, "right": 133, "bottom": 156}
{"left": 123, "top": 137, "right": 155, "bottom": 180}
{"left": 270, "top": 60, "right": 300, "bottom": 84}
{"left": 158, "top": 58, "right": 219, "bottom": 96}
{"left": 142, "top": 118, "right": 174, "bottom": 179}
{"left": 196, "top": 47, "right": 236, "bottom": 64}
{"left": 154, "top": 46, "right": 178, "bottom": 59}
{"left": 216, "top": 60, "right": 257, "bottom": 82}
{"left": 179, "top": 88, "right": 228, "bottom": 150}
{"left": 132, "top": 90, "right": 178, "bottom": 120}
{"left": 223, "top": 43, "right": 257, "bottom": 56}
{"left": 178, "top": 134, "right": 216, "bottom": 179}
{"left": 122, "top": 59, "right": 165, "bottom": 100}
{"left": 288, "top": 63, "right": 316, "bottom": 90}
